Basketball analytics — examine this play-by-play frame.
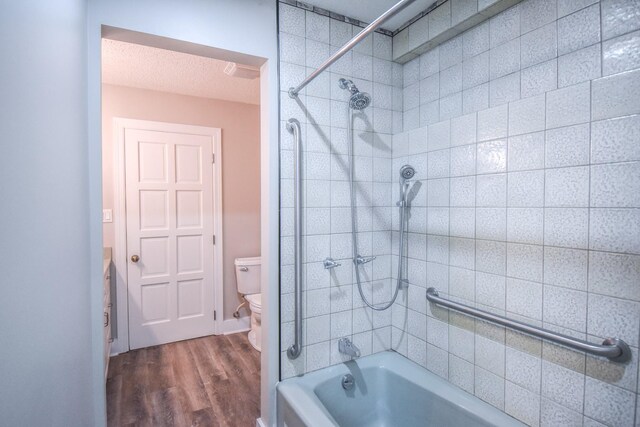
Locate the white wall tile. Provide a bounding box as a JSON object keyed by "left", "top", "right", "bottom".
{"left": 587, "top": 294, "right": 640, "bottom": 347}
{"left": 305, "top": 10, "right": 329, "bottom": 44}
{"left": 508, "top": 170, "right": 544, "bottom": 207}
{"left": 520, "top": 0, "right": 557, "bottom": 35}
{"left": 452, "top": 0, "right": 479, "bottom": 26}
{"left": 584, "top": 377, "right": 637, "bottom": 427}
{"left": 507, "top": 243, "right": 543, "bottom": 282}
{"left": 591, "top": 162, "right": 640, "bottom": 208}
{"left": 589, "top": 208, "right": 640, "bottom": 254}
{"left": 541, "top": 398, "right": 583, "bottom": 426}
{"left": 449, "top": 354, "right": 475, "bottom": 392}
{"left": 546, "top": 81, "right": 591, "bottom": 129}
{"left": 475, "top": 366, "right": 505, "bottom": 409}
{"left": 542, "top": 360, "right": 585, "bottom": 411}
{"left": 545, "top": 123, "right": 590, "bottom": 168}
{"left": 543, "top": 285, "right": 587, "bottom": 331}
{"left": 592, "top": 69, "right": 640, "bottom": 121}
{"left": 506, "top": 277, "right": 542, "bottom": 319}
{"left": 463, "top": 82, "right": 490, "bottom": 113}
{"left": 505, "top": 381, "right": 541, "bottom": 426}
{"left": 463, "top": 21, "right": 490, "bottom": 59}
{"left": 558, "top": 43, "right": 602, "bottom": 87}
{"left": 557, "top": 4, "right": 600, "bottom": 55}
{"left": 507, "top": 208, "right": 544, "bottom": 244}
{"left": 544, "top": 208, "right": 589, "bottom": 249}
{"left": 477, "top": 173, "right": 506, "bottom": 207}
{"left": 477, "top": 104, "right": 508, "bottom": 141}
{"left": 508, "top": 131, "right": 545, "bottom": 171}
{"left": 489, "top": 71, "right": 521, "bottom": 107}
{"left": 508, "top": 94, "right": 545, "bottom": 136}
{"left": 490, "top": 4, "right": 520, "bottom": 48}
{"left": 429, "top": 2, "right": 452, "bottom": 39}
{"left": 489, "top": 39, "right": 520, "bottom": 80}
{"left": 521, "top": 22, "right": 557, "bottom": 69}
{"left": 476, "top": 207, "right": 506, "bottom": 241}
{"left": 544, "top": 247, "right": 588, "bottom": 290}
{"left": 506, "top": 347, "right": 542, "bottom": 392}
{"left": 279, "top": 3, "right": 306, "bottom": 36}
{"left": 477, "top": 140, "right": 507, "bottom": 174}
{"left": 544, "top": 166, "right": 590, "bottom": 207}
{"left": 521, "top": 59, "right": 557, "bottom": 98}
{"left": 440, "top": 36, "right": 464, "bottom": 70}
{"left": 601, "top": 0, "right": 640, "bottom": 41}
{"left": 463, "top": 51, "right": 490, "bottom": 90}
{"left": 589, "top": 251, "right": 640, "bottom": 301}
{"left": 591, "top": 115, "right": 640, "bottom": 164}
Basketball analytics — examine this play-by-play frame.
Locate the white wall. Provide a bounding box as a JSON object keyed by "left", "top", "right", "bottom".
{"left": 87, "top": 1, "right": 280, "bottom": 425}
{"left": 0, "top": 1, "right": 95, "bottom": 426}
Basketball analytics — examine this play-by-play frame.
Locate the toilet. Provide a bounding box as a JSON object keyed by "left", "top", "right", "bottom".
{"left": 234, "top": 256, "right": 262, "bottom": 352}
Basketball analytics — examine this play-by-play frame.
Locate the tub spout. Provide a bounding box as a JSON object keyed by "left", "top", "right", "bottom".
{"left": 338, "top": 337, "right": 361, "bottom": 358}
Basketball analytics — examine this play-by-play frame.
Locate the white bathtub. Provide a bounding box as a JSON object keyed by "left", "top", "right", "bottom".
{"left": 277, "top": 351, "right": 525, "bottom": 427}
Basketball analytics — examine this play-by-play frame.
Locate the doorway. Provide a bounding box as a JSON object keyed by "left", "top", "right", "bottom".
{"left": 100, "top": 33, "right": 263, "bottom": 426}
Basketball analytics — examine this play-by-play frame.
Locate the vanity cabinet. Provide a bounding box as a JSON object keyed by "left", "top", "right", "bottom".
{"left": 103, "top": 264, "right": 112, "bottom": 381}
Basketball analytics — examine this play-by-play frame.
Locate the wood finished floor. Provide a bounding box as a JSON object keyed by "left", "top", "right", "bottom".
{"left": 106, "top": 333, "right": 260, "bottom": 427}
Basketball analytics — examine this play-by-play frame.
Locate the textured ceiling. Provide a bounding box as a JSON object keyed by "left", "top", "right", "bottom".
{"left": 303, "top": 0, "right": 435, "bottom": 31}
{"left": 101, "top": 39, "right": 260, "bottom": 105}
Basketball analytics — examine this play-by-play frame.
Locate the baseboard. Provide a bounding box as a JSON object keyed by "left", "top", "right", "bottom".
{"left": 223, "top": 316, "right": 251, "bottom": 335}
{"left": 256, "top": 417, "right": 267, "bottom": 427}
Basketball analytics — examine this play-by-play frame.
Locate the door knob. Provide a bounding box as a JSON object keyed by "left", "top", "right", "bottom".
{"left": 131, "top": 255, "right": 140, "bottom": 263}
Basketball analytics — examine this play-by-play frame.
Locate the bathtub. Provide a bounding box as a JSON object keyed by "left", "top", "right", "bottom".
{"left": 277, "top": 351, "right": 524, "bottom": 427}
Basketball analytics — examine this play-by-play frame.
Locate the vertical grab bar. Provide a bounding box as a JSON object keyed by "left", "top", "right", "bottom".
{"left": 286, "top": 118, "right": 303, "bottom": 359}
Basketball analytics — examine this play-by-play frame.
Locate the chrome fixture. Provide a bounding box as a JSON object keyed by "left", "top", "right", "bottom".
{"left": 355, "top": 255, "right": 376, "bottom": 265}
{"left": 286, "top": 118, "right": 303, "bottom": 360}
{"left": 288, "top": 0, "right": 419, "bottom": 98}
{"left": 426, "top": 287, "right": 631, "bottom": 363}
{"left": 338, "top": 337, "right": 361, "bottom": 358}
{"left": 338, "top": 78, "right": 371, "bottom": 110}
{"left": 341, "top": 374, "right": 355, "bottom": 390}
{"left": 400, "top": 164, "right": 416, "bottom": 181}
{"left": 323, "top": 257, "right": 342, "bottom": 269}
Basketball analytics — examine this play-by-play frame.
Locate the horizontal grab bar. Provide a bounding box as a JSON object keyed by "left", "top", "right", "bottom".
{"left": 426, "top": 287, "right": 631, "bottom": 363}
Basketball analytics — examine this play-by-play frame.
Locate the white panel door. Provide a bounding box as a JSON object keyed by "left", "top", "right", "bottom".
{"left": 125, "top": 128, "right": 215, "bottom": 350}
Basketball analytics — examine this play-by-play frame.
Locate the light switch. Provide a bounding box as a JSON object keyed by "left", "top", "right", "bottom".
{"left": 103, "top": 209, "right": 113, "bottom": 223}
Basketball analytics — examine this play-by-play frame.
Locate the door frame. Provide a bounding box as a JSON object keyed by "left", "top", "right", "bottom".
{"left": 111, "top": 118, "right": 223, "bottom": 354}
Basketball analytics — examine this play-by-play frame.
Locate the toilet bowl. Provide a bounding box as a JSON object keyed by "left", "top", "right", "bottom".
{"left": 244, "top": 293, "right": 261, "bottom": 351}
{"left": 234, "top": 256, "right": 262, "bottom": 352}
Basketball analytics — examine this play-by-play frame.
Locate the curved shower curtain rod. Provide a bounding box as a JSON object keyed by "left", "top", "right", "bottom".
{"left": 287, "top": 0, "right": 419, "bottom": 98}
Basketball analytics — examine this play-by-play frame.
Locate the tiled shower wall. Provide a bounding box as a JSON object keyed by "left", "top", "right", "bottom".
{"left": 279, "top": 0, "right": 640, "bottom": 425}
{"left": 391, "top": 0, "right": 640, "bottom": 426}
{"left": 278, "top": 2, "right": 404, "bottom": 378}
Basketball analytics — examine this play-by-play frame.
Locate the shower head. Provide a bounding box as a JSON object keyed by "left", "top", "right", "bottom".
{"left": 339, "top": 78, "right": 371, "bottom": 110}
{"left": 400, "top": 165, "right": 415, "bottom": 181}
{"left": 349, "top": 91, "right": 371, "bottom": 110}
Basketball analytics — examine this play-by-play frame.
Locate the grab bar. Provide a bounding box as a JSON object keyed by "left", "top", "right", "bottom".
{"left": 426, "top": 287, "right": 631, "bottom": 363}
{"left": 286, "top": 118, "right": 303, "bottom": 359}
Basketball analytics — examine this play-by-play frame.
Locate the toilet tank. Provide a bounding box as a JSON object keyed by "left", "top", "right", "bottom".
{"left": 235, "top": 256, "right": 261, "bottom": 295}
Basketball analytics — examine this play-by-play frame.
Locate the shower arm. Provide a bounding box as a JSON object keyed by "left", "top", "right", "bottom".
{"left": 288, "top": 0, "right": 418, "bottom": 98}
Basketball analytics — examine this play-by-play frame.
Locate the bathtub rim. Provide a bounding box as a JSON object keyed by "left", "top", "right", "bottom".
{"left": 277, "top": 350, "right": 526, "bottom": 427}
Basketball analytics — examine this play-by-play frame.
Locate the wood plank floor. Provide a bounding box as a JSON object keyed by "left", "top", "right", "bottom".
{"left": 107, "top": 333, "right": 260, "bottom": 427}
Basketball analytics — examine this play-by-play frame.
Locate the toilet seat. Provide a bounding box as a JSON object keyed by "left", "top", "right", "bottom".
{"left": 245, "top": 293, "right": 261, "bottom": 314}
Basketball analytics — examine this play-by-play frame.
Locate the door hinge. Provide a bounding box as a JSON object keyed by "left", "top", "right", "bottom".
{"left": 214, "top": 310, "right": 217, "bottom": 320}
{"left": 212, "top": 154, "right": 215, "bottom": 164}
{"left": 213, "top": 235, "right": 216, "bottom": 244}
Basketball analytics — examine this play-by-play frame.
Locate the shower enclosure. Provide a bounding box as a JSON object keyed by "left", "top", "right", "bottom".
{"left": 279, "top": 0, "right": 640, "bottom": 425}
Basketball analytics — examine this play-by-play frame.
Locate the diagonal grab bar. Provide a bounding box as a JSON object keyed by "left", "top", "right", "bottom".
{"left": 426, "top": 287, "right": 631, "bottom": 363}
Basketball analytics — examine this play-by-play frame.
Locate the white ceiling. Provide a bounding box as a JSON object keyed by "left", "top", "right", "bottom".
{"left": 101, "top": 39, "right": 260, "bottom": 105}
{"left": 303, "top": 0, "right": 435, "bottom": 31}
